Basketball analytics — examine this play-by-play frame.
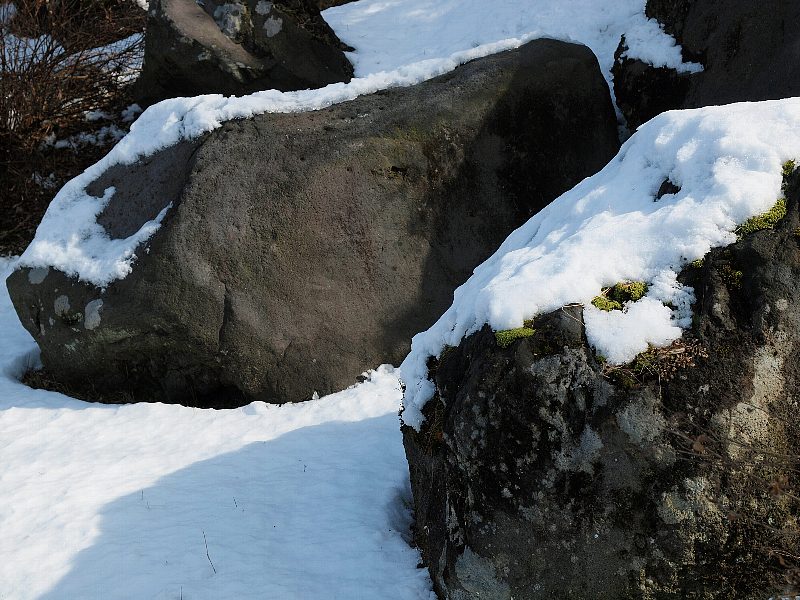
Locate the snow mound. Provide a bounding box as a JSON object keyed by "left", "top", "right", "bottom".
{"left": 400, "top": 98, "right": 800, "bottom": 429}
{"left": 19, "top": 0, "right": 697, "bottom": 287}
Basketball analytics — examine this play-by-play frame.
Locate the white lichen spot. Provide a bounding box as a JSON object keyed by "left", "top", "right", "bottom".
{"left": 554, "top": 426, "right": 603, "bottom": 474}
{"left": 617, "top": 394, "right": 666, "bottom": 446}
{"left": 54, "top": 295, "right": 70, "bottom": 316}
{"left": 255, "top": 0, "right": 272, "bottom": 15}
{"left": 213, "top": 2, "right": 246, "bottom": 38}
{"left": 776, "top": 298, "right": 789, "bottom": 311}
{"left": 658, "top": 476, "right": 718, "bottom": 525}
{"left": 698, "top": 384, "right": 710, "bottom": 394}
{"left": 197, "top": 50, "right": 212, "bottom": 61}
{"left": 659, "top": 492, "right": 694, "bottom": 524}
{"left": 28, "top": 267, "right": 49, "bottom": 285}
{"left": 711, "top": 302, "right": 725, "bottom": 320}
{"left": 84, "top": 299, "right": 104, "bottom": 330}
{"left": 263, "top": 16, "right": 282, "bottom": 37}
{"left": 454, "top": 548, "right": 511, "bottom": 599}
{"left": 712, "top": 344, "right": 786, "bottom": 461}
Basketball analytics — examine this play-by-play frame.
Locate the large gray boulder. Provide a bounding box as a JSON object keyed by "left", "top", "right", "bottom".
{"left": 8, "top": 39, "right": 620, "bottom": 407}
{"left": 402, "top": 169, "right": 800, "bottom": 598}
{"left": 613, "top": 0, "right": 800, "bottom": 129}
{"left": 135, "top": 0, "right": 354, "bottom": 104}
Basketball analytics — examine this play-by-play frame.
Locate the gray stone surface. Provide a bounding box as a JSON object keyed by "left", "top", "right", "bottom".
{"left": 402, "top": 170, "right": 800, "bottom": 598}
{"left": 8, "top": 39, "right": 620, "bottom": 407}
{"left": 135, "top": 0, "right": 354, "bottom": 104}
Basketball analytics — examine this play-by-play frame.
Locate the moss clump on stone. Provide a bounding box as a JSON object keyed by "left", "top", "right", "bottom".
{"left": 591, "top": 281, "right": 648, "bottom": 311}
{"left": 689, "top": 258, "right": 704, "bottom": 269}
{"left": 615, "top": 281, "right": 648, "bottom": 302}
{"left": 736, "top": 197, "right": 787, "bottom": 236}
{"left": 720, "top": 264, "right": 743, "bottom": 289}
{"left": 591, "top": 295, "right": 622, "bottom": 311}
{"left": 495, "top": 326, "right": 535, "bottom": 348}
{"left": 781, "top": 159, "right": 796, "bottom": 184}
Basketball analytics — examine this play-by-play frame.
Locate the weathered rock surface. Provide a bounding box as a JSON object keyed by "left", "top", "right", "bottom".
{"left": 402, "top": 171, "right": 800, "bottom": 597}
{"left": 8, "top": 40, "right": 620, "bottom": 407}
{"left": 611, "top": 37, "right": 691, "bottom": 131}
{"left": 614, "top": 0, "right": 800, "bottom": 129}
{"left": 135, "top": 0, "right": 354, "bottom": 104}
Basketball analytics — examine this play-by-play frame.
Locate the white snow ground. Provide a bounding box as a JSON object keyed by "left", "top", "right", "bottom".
{"left": 0, "top": 261, "right": 432, "bottom": 600}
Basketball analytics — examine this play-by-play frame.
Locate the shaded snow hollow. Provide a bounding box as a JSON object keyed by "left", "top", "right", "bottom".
{"left": 18, "top": 0, "right": 697, "bottom": 286}
{"left": 400, "top": 98, "right": 800, "bottom": 429}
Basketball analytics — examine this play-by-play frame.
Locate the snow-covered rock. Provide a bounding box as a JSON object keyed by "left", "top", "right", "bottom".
{"left": 15, "top": 0, "right": 697, "bottom": 289}
{"left": 135, "top": 0, "right": 353, "bottom": 103}
{"left": 399, "top": 98, "right": 800, "bottom": 430}
{"left": 403, "top": 167, "right": 800, "bottom": 598}
{"left": 7, "top": 39, "right": 620, "bottom": 407}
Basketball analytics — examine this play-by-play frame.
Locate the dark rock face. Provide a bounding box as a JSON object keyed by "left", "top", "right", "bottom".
{"left": 135, "top": 0, "right": 354, "bottom": 104}
{"left": 403, "top": 173, "right": 800, "bottom": 597}
{"left": 614, "top": 0, "right": 800, "bottom": 128}
{"left": 8, "top": 40, "right": 620, "bottom": 407}
{"left": 611, "top": 38, "right": 691, "bottom": 130}
{"left": 645, "top": 0, "right": 693, "bottom": 40}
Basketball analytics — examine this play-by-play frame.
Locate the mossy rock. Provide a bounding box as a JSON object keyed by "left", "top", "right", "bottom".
{"left": 781, "top": 159, "right": 796, "bottom": 184}
{"left": 591, "top": 295, "right": 622, "bottom": 311}
{"left": 591, "top": 280, "right": 648, "bottom": 311}
{"left": 736, "top": 197, "right": 787, "bottom": 236}
{"left": 689, "top": 258, "right": 704, "bottom": 269}
{"left": 495, "top": 326, "right": 535, "bottom": 348}
{"left": 719, "top": 264, "right": 743, "bottom": 289}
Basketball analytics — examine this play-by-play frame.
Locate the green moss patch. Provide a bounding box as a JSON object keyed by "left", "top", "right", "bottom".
{"left": 719, "top": 264, "right": 743, "bottom": 289}
{"left": 736, "top": 197, "right": 787, "bottom": 236}
{"left": 734, "top": 161, "right": 795, "bottom": 237}
{"left": 495, "top": 326, "right": 535, "bottom": 348}
{"left": 591, "top": 296, "right": 622, "bottom": 311}
{"left": 591, "top": 281, "right": 648, "bottom": 312}
{"left": 781, "top": 159, "right": 796, "bottom": 184}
